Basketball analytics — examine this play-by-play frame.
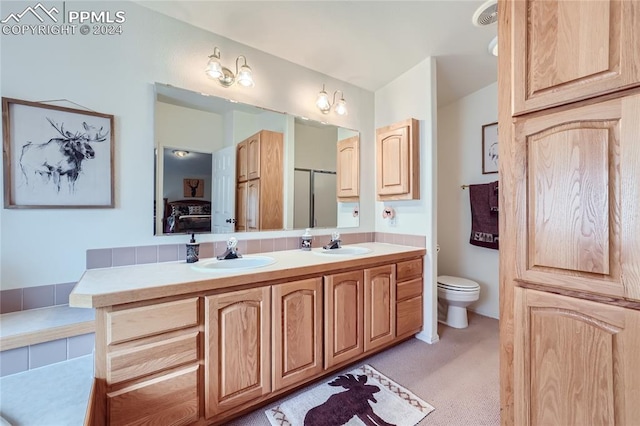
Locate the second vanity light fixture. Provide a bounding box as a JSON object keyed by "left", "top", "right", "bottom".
{"left": 316, "top": 84, "right": 348, "bottom": 115}
{"left": 205, "top": 47, "right": 255, "bottom": 88}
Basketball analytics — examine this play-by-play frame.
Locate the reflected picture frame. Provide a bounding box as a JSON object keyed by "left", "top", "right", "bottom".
{"left": 482, "top": 121, "right": 499, "bottom": 175}
{"left": 2, "top": 97, "right": 114, "bottom": 208}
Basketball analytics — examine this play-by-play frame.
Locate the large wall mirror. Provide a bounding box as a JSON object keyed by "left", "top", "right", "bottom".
{"left": 154, "top": 83, "right": 360, "bottom": 236}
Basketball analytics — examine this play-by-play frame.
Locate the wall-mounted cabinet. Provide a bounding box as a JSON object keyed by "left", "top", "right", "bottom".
{"left": 336, "top": 135, "right": 359, "bottom": 201}
{"left": 376, "top": 118, "right": 420, "bottom": 201}
{"left": 235, "top": 130, "right": 283, "bottom": 231}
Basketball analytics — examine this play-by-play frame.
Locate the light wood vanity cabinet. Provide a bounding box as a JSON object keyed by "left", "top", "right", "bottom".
{"left": 511, "top": 0, "right": 640, "bottom": 115}
{"left": 396, "top": 259, "right": 423, "bottom": 338}
{"left": 204, "top": 287, "right": 271, "bottom": 419}
{"left": 336, "top": 135, "right": 359, "bottom": 201}
{"left": 376, "top": 118, "right": 419, "bottom": 201}
{"left": 363, "top": 265, "right": 396, "bottom": 352}
{"left": 235, "top": 130, "right": 283, "bottom": 231}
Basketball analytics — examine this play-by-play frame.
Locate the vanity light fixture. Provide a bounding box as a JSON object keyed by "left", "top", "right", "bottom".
{"left": 205, "top": 47, "right": 255, "bottom": 88}
{"left": 488, "top": 36, "right": 498, "bottom": 57}
{"left": 316, "top": 84, "right": 348, "bottom": 116}
{"left": 172, "top": 150, "right": 190, "bottom": 158}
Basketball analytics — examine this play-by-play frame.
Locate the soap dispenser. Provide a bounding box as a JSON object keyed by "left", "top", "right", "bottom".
{"left": 186, "top": 233, "right": 200, "bottom": 263}
{"left": 301, "top": 228, "right": 312, "bottom": 251}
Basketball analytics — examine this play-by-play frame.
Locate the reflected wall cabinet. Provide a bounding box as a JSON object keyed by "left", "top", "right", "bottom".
{"left": 235, "top": 130, "right": 283, "bottom": 231}
{"left": 336, "top": 135, "right": 360, "bottom": 201}
{"left": 376, "top": 118, "right": 419, "bottom": 201}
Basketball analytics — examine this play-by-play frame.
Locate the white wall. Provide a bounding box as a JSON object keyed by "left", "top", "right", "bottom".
{"left": 0, "top": 1, "right": 374, "bottom": 290}
{"left": 374, "top": 58, "right": 439, "bottom": 344}
{"left": 437, "top": 82, "right": 499, "bottom": 319}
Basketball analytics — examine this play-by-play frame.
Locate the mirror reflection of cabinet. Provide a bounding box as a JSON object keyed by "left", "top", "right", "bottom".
{"left": 336, "top": 136, "right": 359, "bottom": 201}
{"left": 376, "top": 118, "right": 420, "bottom": 201}
{"left": 235, "top": 130, "right": 283, "bottom": 232}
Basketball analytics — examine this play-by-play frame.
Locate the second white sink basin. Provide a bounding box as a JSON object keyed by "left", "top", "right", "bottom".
{"left": 192, "top": 255, "right": 276, "bottom": 272}
{"left": 315, "top": 246, "right": 373, "bottom": 256}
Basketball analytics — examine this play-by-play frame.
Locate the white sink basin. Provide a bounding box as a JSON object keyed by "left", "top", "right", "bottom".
{"left": 314, "top": 246, "right": 373, "bottom": 256}
{"left": 192, "top": 255, "right": 276, "bottom": 272}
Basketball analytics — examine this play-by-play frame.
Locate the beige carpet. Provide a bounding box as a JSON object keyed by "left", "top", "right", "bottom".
{"left": 228, "top": 313, "right": 499, "bottom": 426}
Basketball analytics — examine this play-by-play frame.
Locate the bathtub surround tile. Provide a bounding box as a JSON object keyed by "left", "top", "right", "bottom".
{"left": 54, "top": 282, "right": 77, "bottom": 305}
{"left": 0, "top": 288, "right": 22, "bottom": 314}
{"left": 86, "top": 248, "right": 112, "bottom": 269}
{"left": 135, "top": 246, "right": 158, "bottom": 264}
{"left": 199, "top": 242, "right": 214, "bottom": 259}
{"left": 158, "top": 244, "right": 179, "bottom": 262}
{"left": 23, "top": 285, "right": 54, "bottom": 310}
{"left": 0, "top": 347, "right": 28, "bottom": 377}
{"left": 29, "top": 339, "right": 67, "bottom": 369}
{"left": 112, "top": 247, "right": 136, "bottom": 267}
{"left": 68, "top": 333, "right": 95, "bottom": 359}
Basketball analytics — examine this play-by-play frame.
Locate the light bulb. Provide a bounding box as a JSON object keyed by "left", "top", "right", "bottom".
{"left": 205, "top": 57, "right": 223, "bottom": 79}
{"left": 316, "top": 90, "right": 331, "bottom": 113}
{"left": 334, "top": 98, "right": 348, "bottom": 116}
{"left": 237, "top": 65, "right": 255, "bottom": 87}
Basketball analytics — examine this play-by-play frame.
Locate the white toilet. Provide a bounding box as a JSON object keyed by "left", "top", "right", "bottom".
{"left": 437, "top": 275, "right": 481, "bottom": 329}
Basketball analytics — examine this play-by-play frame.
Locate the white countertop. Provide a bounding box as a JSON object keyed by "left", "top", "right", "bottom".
{"left": 70, "top": 243, "right": 425, "bottom": 309}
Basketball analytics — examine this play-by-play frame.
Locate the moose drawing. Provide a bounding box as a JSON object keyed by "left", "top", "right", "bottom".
{"left": 186, "top": 179, "right": 201, "bottom": 197}
{"left": 304, "top": 374, "right": 395, "bottom": 426}
{"left": 19, "top": 117, "right": 108, "bottom": 193}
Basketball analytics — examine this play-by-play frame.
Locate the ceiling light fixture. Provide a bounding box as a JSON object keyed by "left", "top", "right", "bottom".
{"left": 316, "top": 84, "right": 348, "bottom": 116}
{"left": 172, "top": 150, "right": 190, "bottom": 158}
{"left": 205, "top": 47, "right": 255, "bottom": 88}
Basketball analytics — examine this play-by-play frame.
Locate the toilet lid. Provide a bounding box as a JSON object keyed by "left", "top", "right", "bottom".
{"left": 437, "top": 275, "right": 480, "bottom": 290}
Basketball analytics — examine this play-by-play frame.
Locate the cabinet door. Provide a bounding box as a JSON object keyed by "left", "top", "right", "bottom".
{"left": 247, "top": 133, "right": 261, "bottom": 180}
{"left": 236, "top": 141, "right": 248, "bottom": 182}
{"left": 376, "top": 118, "right": 419, "bottom": 200}
{"left": 272, "top": 278, "right": 323, "bottom": 391}
{"left": 336, "top": 135, "right": 359, "bottom": 200}
{"left": 364, "top": 265, "right": 396, "bottom": 352}
{"left": 235, "top": 182, "right": 247, "bottom": 232}
{"left": 514, "top": 93, "right": 640, "bottom": 301}
{"left": 247, "top": 180, "right": 260, "bottom": 232}
{"left": 514, "top": 288, "right": 640, "bottom": 425}
{"left": 204, "top": 287, "right": 271, "bottom": 418}
{"left": 512, "top": 0, "right": 640, "bottom": 114}
{"left": 324, "top": 270, "right": 364, "bottom": 368}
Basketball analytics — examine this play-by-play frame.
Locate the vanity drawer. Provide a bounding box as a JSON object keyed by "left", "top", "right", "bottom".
{"left": 396, "top": 278, "right": 422, "bottom": 301}
{"left": 396, "top": 259, "right": 423, "bottom": 282}
{"left": 107, "top": 331, "right": 199, "bottom": 384}
{"left": 397, "top": 296, "right": 423, "bottom": 337}
{"left": 107, "top": 298, "right": 199, "bottom": 345}
{"left": 107, "top": 364, "right": 199, "bottom": 426}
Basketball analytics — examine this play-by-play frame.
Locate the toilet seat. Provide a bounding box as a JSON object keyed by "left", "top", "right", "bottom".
{"left": 437, "top": 275, "right": 480, "bottom": 292}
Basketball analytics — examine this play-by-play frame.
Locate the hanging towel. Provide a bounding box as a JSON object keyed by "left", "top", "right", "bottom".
{"left": 489, "top": 180, "right": 499, "bottom": 212}
{"left": 469, "top": 182, "right": 499, "bottom": 250}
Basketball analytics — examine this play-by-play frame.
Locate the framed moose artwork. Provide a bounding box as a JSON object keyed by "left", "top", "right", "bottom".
{"left": 2, "top": 98, "right": 114, "bottom": 208}
{"left": 183, "top": 178, "right": 204, "bottom": 198}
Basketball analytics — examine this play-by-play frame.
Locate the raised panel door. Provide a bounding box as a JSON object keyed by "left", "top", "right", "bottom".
{"left": 247, "top": 134, "right": 261, "bottom": 180}
{"left": 512, "top": 0, "right": 640, "bottom": 114}
{"left": 247, "top": 180, "right": 260, "bottom": 232}
{"left": 272, "top": 278, "right": 323, "bottom": 391}
{"left": 376, "top": 118, "right": 419, "bottom": 200}
{"left": 324, "top": 270, "right": 364, "bottom": 368}
{"left": 235, "top": 181, "right": 247, "bottom": 232}
{"left": 336, "top": 135, "right": 359, "bottom": 200}
{"left": 204, "top": 287, "right": 271, "bottom": 418}
{"left": 237, "top": 141, "right": 248, "bottom": 182}
{"left": 364, "top": 265, "right": 396, "bottom": 352}
{"left": 514, "top": 93, "right": 640, "bottom": 301}
{"left": 514, "top": 288, "right": 640, "bottom": 425}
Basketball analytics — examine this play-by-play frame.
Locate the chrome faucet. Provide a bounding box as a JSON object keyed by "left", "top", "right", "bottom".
{"left": 323, "top": 232, "right": 342, "bottom": 250}
{"left": 217, "top": 237, "right": 242, "bottom": 260}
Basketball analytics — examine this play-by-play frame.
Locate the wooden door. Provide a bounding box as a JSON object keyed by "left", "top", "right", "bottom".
{"left": 204, "top": 287, "right": 271, "bottom": 418}
{"left": 376, "top": 118, "right": 419, "bottom": 200}
{"left": 324, "top": 270, "right": 364, "bottom": 368}
{"left": 512, "top": 0, "right": 640, "bottom": 115}
{"left": 246, "top": 180, "right": 260, "bottom": 232}
{"left": 336, "top": 135, "right": 359, "bottom": 200}
{"left": 514, "top": 288, "right": 640, "bottom": 425}
{"left": 247, "top": 133, "right": 261, "bottom": 180}
{"left": 513, "top": 93, "right": 640, "bottom": 301}
{"left": 236, "top": 141, "right": 248, "bottom": 182}
{"left": 364, "top": 265, "right": 396, "bottom": 352}
{"left": 235, "top": 181, "right": 247, "bottom": 232}
{"left": 272, "top": 278, "right": 323, "bottom": 391}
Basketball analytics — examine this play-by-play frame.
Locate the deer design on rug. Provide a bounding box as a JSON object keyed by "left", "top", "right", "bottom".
{"left": 304, "top": 374, "right": 395, "bottom": 426}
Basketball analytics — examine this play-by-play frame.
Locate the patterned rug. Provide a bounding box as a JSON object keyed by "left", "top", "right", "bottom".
{"left": 265, "top": 364, "right": 434, "bottom": 426}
